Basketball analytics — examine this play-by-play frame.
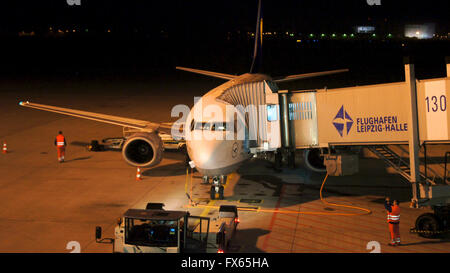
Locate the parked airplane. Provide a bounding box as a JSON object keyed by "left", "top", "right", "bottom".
{"left": 19, "top": 0, "right": 347, "bottom": 199}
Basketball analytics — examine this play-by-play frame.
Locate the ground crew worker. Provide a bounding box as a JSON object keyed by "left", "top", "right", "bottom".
{"left": 385, "top": 197, "right": 401, "bottom": 246}
{"left": 55, "top": 131, "right": 67, "bottom": 163}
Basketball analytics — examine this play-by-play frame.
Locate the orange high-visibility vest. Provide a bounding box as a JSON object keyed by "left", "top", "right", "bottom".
{"left": 387, "top": 205, "right": 400, "bottom": 223}
{"left": 56, "top": 134, "right": 65, "bottom": 147}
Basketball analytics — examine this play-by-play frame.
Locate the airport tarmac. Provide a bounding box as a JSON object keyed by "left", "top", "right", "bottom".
{"left": 0, "top": 78, "right": 449, "bottom": 253}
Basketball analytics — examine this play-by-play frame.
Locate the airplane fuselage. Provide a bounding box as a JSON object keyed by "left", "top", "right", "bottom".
{"left": 185, "top": 73, "right": 273, "bottom": 177}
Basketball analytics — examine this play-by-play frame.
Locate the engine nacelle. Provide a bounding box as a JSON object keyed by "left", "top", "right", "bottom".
{"left": 303, "top": 148, "right": 326, "bottom": 173}
{"left": 122, "top": 132, "right": 164, "bottom": 168}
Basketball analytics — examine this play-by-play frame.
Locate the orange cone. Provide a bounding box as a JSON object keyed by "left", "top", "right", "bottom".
{"left": 2, "top": 142, "right": 7, "bottom": 154}
{"left": 136, "top": 167, "right": 142, "bottom": 181}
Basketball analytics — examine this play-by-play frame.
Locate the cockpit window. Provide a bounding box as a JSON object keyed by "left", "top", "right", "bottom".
{"left": 211, "top": 122, "right": 227, "bottom": 131}
{"left": 193, "top": 122, "right": 229, "bottom": 131}
{"left": 194, "top": 122, "right": 211, "bottom": 130}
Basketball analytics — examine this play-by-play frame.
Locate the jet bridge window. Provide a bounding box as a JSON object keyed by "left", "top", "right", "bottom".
{"left": 125, "top": 218, "right": 178, "bottom": 247}
{"left": 289, "top": 102, "right": 313, "bottom": 120}
{"left": 267, "top": 104, "right": 278, "bottom": 122}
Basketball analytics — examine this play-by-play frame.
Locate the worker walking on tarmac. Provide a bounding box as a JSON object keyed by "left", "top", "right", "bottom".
{"left": 55, "top": 131, "right": 67, "bottom": 163}
{"left": 385, "top": 197, "right": 401, "bottom": 246}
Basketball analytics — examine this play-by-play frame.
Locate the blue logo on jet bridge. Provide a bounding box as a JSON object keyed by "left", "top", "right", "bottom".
{"left": 332, "top": 105, "right": 353, "bottom": 137}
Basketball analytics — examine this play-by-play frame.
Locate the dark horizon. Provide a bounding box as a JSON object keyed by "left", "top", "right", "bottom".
{"left": 1, "top": 0, "right": 449, "bottom": 35}
{"left": 0, "top": 0, "right": 448, "bottom": 85}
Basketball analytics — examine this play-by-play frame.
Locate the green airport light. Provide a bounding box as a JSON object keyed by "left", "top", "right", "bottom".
{"left": 343, "top": 33, "right": 347, "bottom": 37}
{"left": 332, "top": 33, "right": 336, "bottom": 37}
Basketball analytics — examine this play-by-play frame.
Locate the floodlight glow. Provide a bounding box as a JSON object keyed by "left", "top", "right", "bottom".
{"left": 405, "top": 23, "right": 435, "bottom": 39}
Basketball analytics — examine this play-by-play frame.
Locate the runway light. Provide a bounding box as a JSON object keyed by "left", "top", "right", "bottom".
{"left": 217, "top": 249, "right": 224, "bottom": 253}
{"left": 332, "top": 33, "right": 336, "bottom": 38}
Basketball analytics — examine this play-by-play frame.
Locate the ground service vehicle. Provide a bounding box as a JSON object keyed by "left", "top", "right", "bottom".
{"left": 95, "top": 204, "right": 238, "bottom": 253}
{"left": 410, "top": 204, "right": 450, "bottom": 238}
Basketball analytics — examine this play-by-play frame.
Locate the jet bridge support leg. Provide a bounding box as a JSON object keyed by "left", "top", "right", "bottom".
{"left": 278, "top": 91, "right": 296, "bottom": 169}
{"left": 405, "top": 58, "right": 421, "bottom": 208}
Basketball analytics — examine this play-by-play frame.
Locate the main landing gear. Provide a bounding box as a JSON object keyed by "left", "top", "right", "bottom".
{"left": 204, "top": 175, "right": 227, "bottom": 200}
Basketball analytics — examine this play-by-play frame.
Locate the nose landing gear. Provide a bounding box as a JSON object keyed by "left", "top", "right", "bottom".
{"left": 210, "top": 175, "right": 227, "bottom": 200}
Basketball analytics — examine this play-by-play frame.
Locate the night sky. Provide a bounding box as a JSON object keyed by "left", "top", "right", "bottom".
{"left": 0, "top": 0, "right": 448, "bottom": 81}
{"left": 1, "top": 0, "right": 449, "bottom": 35}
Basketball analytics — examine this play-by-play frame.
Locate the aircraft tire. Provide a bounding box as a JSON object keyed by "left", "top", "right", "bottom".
{"left": 210, "top": 186, "right": 216, "bottom": 200}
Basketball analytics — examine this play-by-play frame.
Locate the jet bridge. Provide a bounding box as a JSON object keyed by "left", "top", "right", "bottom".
{"left": 280, "top": 77, "right": 449, "bottom": 149}
{"left": 276, "top": 58, "right": 450, "bottom": 208}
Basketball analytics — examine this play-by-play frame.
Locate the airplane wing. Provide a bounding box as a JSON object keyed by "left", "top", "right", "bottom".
{"left": 18, "top": 101, "right": 161, "bottom": 132}
{"left": 273, "top": 69, "right": 349, "bottom": 83}
{"left": 176, "top": 66, "right": 237, "bottom": 81}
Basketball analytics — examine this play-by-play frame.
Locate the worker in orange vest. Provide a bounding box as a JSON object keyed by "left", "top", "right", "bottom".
{"left": 54, "top": 131, "right": 67, "bottom": 163}
{"left": 385, "top": 197, "right": 401, "bottom": 246}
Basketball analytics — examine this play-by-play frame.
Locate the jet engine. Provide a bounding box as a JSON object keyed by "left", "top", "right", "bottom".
{"left": 122, "top": 132, "right": 164, "bottom": 167}
{"left": 303, "top": 148, "right": 326, "bottom": 173}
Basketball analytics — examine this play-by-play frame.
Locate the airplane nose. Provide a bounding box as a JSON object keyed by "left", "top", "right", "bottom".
{"left": 187, "top": 138, "right": 235, "bottom": 173}
{"left": 187, "top": 139, "right": 218, "bottom": 169}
